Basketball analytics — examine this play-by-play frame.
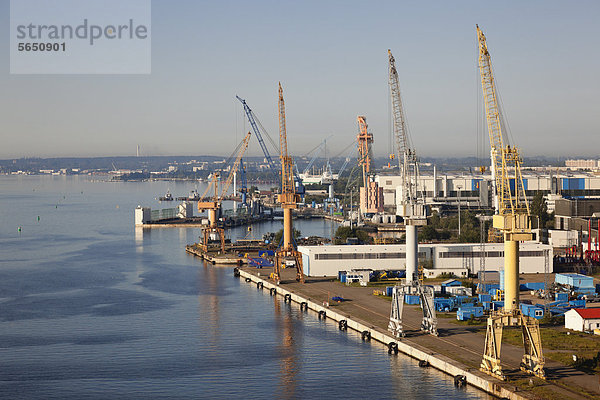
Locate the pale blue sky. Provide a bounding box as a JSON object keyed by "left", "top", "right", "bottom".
{"left": 1, "top": 0, "right": 598, "bottom": 159}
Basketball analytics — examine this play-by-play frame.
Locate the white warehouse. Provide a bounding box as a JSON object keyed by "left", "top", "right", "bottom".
{"left": 298, "top": 242, "right": 552, "bottom": 277}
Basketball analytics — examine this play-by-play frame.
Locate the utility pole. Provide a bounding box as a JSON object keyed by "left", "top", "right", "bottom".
{"left": 457, "top": 184, "right": 462, "bottom": 238}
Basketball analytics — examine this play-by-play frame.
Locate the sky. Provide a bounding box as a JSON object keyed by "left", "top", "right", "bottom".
{"left": 0, "top": 0, "right": 598, "bottom": 159}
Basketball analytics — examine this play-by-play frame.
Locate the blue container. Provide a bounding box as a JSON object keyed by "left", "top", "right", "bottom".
{"left": 574, "top": 287, "right": 596, "bottom": 295}
{"left": 569, "top": 299, "right": 586, "bottom": 308}
{"left": 386, "top": 286, "right": 394, "bottom": 297}
{"left": 526, "top": 282, "right": 545, "bottom": 291}
{"left": 434, "top": 298, "right": 455, "bottom": 312}
{"left": 492, "top": 301, "right": 504, "bottom": 311}
{"left": 520, "top": 303, "right": 544, "bottom": 319}
{"left": 339, "top": 271, "right": 346, "bottom": 283}
{"left": 555, "top": 273, "right": 594, "bottom": 289}
{"left": 479, "top": 294, "right": 492, "bottom": 303}
{"left": 482, "top": 301, "right": 491, "bottom": 311}
{"left": 555, "top": 292, "right": 568, "bottom": 302}
{"left": 404, "top": 294, "right": 420, "bottom": 305}
{"left": 457, "top": 306, "right": 484, "bottom": 320}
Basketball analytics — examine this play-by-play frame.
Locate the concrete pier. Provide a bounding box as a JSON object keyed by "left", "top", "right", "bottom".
{"left": 237, "top": 268, "right": 531, "bottom": 400}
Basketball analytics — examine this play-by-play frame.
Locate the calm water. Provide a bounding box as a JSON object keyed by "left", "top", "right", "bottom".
{"left": 0, "top": 175, "right": 489, "bottom": 399}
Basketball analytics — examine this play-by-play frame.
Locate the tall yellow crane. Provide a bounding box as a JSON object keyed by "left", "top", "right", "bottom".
{"left": 198, "top": 131, "right": 252, "bottom": 253}
{"left": 477, "top": 25, "right": 544, "bottom": 380}
{"left": 273, "top": 83, "right": 304, "bottom": 284}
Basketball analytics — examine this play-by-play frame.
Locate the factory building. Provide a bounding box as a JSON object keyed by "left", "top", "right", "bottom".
{"left": 375, "top": 171, "right": 600, "bottom": 213}
{"left": 359, "top": 180, "right": 384, "bottom": 213}
{"left": 298, "top": 242, "right": 552, "bottom": 277}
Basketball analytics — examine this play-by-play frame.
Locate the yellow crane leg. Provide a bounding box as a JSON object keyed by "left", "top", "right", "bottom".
{"left": 208, "top": 208, "right": 217, "bottom": 226}
{"left": 283, "top": 207, "right": 292, "bottom": 249}
{"left": 503, "top": 239, "right": 519, "bottom": 312}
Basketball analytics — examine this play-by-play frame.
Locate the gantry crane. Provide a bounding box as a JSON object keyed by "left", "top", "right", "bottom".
{"left": 476, "top": 25, "right": 544, "bottom": 380}
{"left": 198, "top": 131, "right": 252, "bottom": 253}
{"left": 272, "top": 83, "right": 304, "bottom": 284}
{"left": 386, "top": 49, "right": 436, "bottom": 338}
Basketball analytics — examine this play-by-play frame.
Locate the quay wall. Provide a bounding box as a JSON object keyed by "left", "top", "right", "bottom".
{"left": 237, "top": 268, "right": 529, "bottom": 400}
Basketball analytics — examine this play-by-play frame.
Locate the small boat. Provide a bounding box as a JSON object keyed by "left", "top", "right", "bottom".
{"left": 159, "top": 190, "right": 173, "bottom": 201}
{"left": 176, "top": 190, "right": 201, "bottom": 201}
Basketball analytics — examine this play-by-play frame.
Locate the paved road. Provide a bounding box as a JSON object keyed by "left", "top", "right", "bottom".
{"left": 247, "top": 267, "right": 600, "bottom": 400}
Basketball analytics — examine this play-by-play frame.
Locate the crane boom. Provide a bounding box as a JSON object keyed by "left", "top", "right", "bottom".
{"left": 388, "top": 49, "right": 424, "bottom": 222}
{"left": 477, "top": 25, "right": 530, "bottom": 220}
{"left": 236, "top": 96, "right": 279, "bottom": 179}
{"left": 220, "top": 131, "right": 252, "bottom": 199}
{"left": 274, "top": 83, "right": 304, "bottom": 284}
{"left": 388, "top": 50, "right": 412, "bottom": 164}
{"left": 278, "top": 83, "right": 296, "bottom": 201}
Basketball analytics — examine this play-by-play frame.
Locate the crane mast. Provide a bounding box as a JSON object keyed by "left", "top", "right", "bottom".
{"left": 273, "top": 83, "right": 304, "bottom": 284}
{"left": 476, "top": 25, "right": 544, "bottom": 381}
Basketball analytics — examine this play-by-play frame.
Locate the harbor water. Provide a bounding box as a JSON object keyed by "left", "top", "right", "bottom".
{"left": 0, "top": 176, "right": 489, "bottom": 399}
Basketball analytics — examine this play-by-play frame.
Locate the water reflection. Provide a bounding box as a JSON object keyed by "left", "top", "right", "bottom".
{"left": 200, "top": 261, "right": 222, "bottom": 351}
{"left": 274, "top": 297, "right": 299, "bottom": 399}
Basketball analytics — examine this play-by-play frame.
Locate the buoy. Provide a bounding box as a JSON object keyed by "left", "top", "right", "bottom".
{"left": 318, "top": 310, "right": 326, "bottom": 319}
{"left": 37, "top": 216, "right": 40, "bottom": 221}
{"left": 17, "top": 226, "right": 22, "bottom": 232}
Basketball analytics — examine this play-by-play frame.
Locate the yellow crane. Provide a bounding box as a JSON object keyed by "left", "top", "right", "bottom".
{"left": 197, "top": 131, "right": 252, "bottom": 253}
{"left": 477, "top": 25, "right": 544, "bottom": 380}
{"left": 272, "top": 83, "right": 304, "bottom": 284}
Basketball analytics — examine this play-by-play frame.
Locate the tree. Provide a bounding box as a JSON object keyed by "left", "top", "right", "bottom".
{"left": 273, "top": 228, "right": 301, "bottom": 245}
{"left": 420, "top": 225, "right": 439, "bottom": 241}
{"left": 531, "top": 192, "right": 549, "bottom": 229}
{"left": 334, "top": 226, "right": 372, "bottom": 244}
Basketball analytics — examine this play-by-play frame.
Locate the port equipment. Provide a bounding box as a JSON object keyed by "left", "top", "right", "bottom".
{"left": 237, "top": 94, "right": 305, "bottom": 198}
{"left": 236, "top": 96, "right": 279, "bottom": 180}
{"left": 272, "top": 83, "right": 304, "bottom": 284}
{"left": 198, "top": 131, "right": 252, "bottom": 252}
{"left": 389, "top": 49, "right": 427, "bottom": 283}
{"left": 386, "top": 49, "right": 436, "bottom": 338}
{"left": 476, "top": 25, "right": 545, "bottom": 380}
{"left": 389, "top": 284, "right": 438, "bottom": 337}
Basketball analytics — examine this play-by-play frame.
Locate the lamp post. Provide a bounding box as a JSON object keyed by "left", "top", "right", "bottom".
{"left": 457, "top": 184, "right": 462, "bottom": 238}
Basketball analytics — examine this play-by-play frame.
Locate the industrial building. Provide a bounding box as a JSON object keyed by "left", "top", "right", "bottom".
{"left": 298, "top": 242, "right": 552, "bottom": 277}
{"left": 564, "top": 308, "right": 600, "bottom": 333}
{"left": 374, "top": 171, "right": 600, "bottom": 213}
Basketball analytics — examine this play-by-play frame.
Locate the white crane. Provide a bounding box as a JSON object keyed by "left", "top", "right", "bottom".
{"left": 387, "top": 50, "right": 435, "bottom": 338}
